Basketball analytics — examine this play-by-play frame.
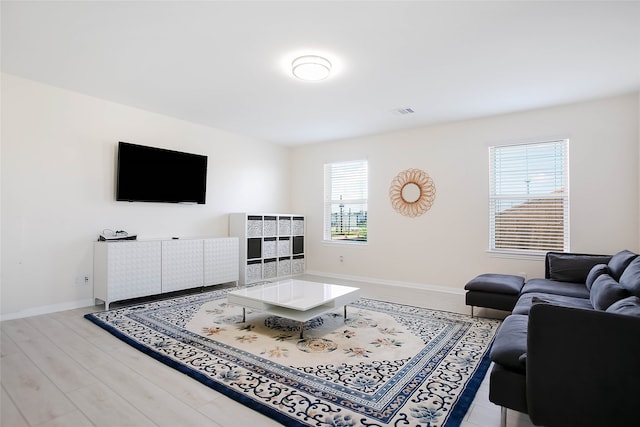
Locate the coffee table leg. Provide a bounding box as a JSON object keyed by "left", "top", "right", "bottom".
{"left": 344, "top": 305, "right": 347, "bottom": 320}
{"left": 300, "top": 322, "right": 304, "bottom": 339}
{"left": 242, "top": 307, "right": 246, "bottom": 323}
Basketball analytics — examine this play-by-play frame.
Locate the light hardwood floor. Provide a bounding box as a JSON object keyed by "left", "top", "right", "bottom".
{"left": 1, "top": 276, "right": 536, "bottom": 427}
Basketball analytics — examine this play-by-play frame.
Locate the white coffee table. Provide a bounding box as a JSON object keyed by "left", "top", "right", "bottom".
{"left": 227, "top": 279, "right": 361, "bottom": 338}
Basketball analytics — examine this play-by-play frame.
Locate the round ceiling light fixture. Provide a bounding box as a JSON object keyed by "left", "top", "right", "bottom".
{"left": 292, "top": 55, "right": 332, "bottom": 81}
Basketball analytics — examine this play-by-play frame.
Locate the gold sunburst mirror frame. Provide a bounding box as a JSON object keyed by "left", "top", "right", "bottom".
{"left": 389, "top": 168, "right": 436, "bottom": 217}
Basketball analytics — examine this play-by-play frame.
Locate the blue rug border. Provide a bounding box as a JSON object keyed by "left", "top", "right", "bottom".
{"left": 444, "top": 341, "right": 493, "bottom": 426}
{"left": 84, "top": 295, "right": 496, "bottom": 427}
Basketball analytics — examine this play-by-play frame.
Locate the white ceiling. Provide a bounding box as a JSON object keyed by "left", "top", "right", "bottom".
{"left": 2, "top": 1, "right": 639, "bottom": 146}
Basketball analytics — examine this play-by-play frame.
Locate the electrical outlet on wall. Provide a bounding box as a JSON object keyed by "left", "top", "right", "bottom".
{"left": 75, "top": 274, "right": 91, "bottom": 286}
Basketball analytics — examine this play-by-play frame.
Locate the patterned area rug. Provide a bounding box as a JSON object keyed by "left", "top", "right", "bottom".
{"left": 85, "top": 287, "right": 500, "bottom": 426}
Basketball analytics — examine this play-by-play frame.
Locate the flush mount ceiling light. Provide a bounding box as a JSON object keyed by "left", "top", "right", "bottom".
{"left": 292, "top": 55, "right": 332, "bottom": 81}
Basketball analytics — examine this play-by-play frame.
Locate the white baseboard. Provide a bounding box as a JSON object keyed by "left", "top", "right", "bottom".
{"left": 303, "top": 270, "right": 466, "bottom": 296}
{"left": 0, "top": 298, "right": 96, "bottom": 321}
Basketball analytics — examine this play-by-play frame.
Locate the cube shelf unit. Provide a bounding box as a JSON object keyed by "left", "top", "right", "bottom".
{"left": 230, "top": 213, "right": 305, "bottom": 285}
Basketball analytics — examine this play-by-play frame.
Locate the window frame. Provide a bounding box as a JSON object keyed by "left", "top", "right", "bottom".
{"left": 323, "top": 159, "right": 368, "bottom": 245}
{"left": 488, "top": 139, "right": 570, "bottom": 256}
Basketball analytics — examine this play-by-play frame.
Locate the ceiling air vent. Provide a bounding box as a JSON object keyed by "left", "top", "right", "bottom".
{"left": 393, "top": 107, "right": 415, "bottom": 115}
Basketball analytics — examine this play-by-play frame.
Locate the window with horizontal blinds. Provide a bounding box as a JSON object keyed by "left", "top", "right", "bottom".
{"left": 489, "top": 140, "right": 569, "bottom": 253}
{"left": 324, "top": 160, "right": 368, "bottom": 243}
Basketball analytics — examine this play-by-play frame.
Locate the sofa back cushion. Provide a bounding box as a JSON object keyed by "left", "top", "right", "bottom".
{"left": 607, "top": 250, "right": 638, "bottom": 281}
{"left": 546, "top": 252, "right": 612, "bottom": 283}
{"left": 606, "top": 296, "right": 640, "bottom": 317}
{"left": 585, "top": 264, "right": 609, "bottom": 291}
{"left": 619, "top": 257, "right": 640, "bottom": 297}
{"left": 590, "top": 274, "right": 630, "bottom": 310}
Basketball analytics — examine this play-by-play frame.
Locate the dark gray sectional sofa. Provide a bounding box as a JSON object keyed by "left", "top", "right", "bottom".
{"left": 488, "top": 250, "right": 640, "bottom": 427}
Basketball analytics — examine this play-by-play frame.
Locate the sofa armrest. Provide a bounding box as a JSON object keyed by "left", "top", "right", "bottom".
{"left": 544, "top": 251, "right": 611, "bottom": 282}
{"left": 527, "top": 303, "right": 640, "bottom": 427}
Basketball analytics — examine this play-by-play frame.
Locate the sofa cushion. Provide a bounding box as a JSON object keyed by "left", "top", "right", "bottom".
{"left": 619, "top": 257, "right": 640, "bottom": 297}
{"left": 590, "top": 274, "right": 630, "bottom": 310}
{"left": 521, "top": 278, "right": 590, "bottom": 299}
{"left": 607, "top": 250, "right": 638, "bottom": 281}
{"left": 490, "top": 314, "right": 528, "bottom": 374}
{"left": 512, "top": 292, "right": 594, "bottom": 315}
{"left": 606, "top": 296, "right": 640, "bottom": 317}
{"left": 464, "top": 273, "right": 525, "bottom": 295}
{"left": 585, "top": 264, "right": 610, "bottom": 291}
{"left": 547, "top": 252, "right": 612, "bottom": 283}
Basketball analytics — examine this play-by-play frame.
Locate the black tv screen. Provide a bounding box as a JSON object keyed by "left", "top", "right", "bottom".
{"left": 116, "top": 142, "right": 208, "bottom": 204}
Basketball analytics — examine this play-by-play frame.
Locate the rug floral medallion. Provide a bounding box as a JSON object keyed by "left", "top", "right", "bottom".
{"left": 86, "top": 288, "right": 501, "bottom": 427}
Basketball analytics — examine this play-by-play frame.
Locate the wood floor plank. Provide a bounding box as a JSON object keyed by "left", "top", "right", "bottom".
{"left": 15, "top": 336, "right": 98, "bottom": 393}
{"left": 52, "top": 308, "right": 113, "bottom": 342}
{"left": 199, "top": 394, "right": 282, "bottom": 427}
{"left": 90, "top": 359, "right": 221, "bottom": 426}
{"left": 37, "top": 410, "right": 94, "bottom": 427}
{"left": 1, "top": 318, "right": 45, "bottom": 342}
{"left": 51, "top": 306, "right": 111, "bottom": 336}
{"left": 110, "top": 341, "right": 221, "bottom": 409}
{"left": 1, "top": 352, "right": 77, "bottom": 425}
{"left": 0, "top": 328, "right": 21, "bottom": 357}
{"left": 66, "top": 382, "right": 156, "bottom": 427}
{"left": 1, "top": 386, "right": 29, "bottom": 427}
{"left": 25, "top": 312, "right": 82, "bottom": 342}
{"left": 26, "top": 313, "right": 117, "bottom": 370}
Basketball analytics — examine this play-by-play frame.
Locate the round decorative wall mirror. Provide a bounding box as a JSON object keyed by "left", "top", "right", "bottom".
{"left": 389, "top": 168, "right": 436, "bottom": 217}
{"left": 401, "top": 182, "right": 422, "bottom": 203}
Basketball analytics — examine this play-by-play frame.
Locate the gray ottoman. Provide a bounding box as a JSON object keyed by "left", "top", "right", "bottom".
{"left": 465, "top": 273, "right": 525, "bottom": 317}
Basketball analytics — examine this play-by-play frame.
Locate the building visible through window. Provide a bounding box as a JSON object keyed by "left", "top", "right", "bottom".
{"left": 324, "top": 160, "right": 368, "bottom": 243}
{"left": 489, "top": 140, "right": 569, "bottom": 253}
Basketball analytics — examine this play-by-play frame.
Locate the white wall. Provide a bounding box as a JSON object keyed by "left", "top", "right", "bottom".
{"left": 1, "top": 74, "right": 291, "bottom": 318}
{"left": 291, "top": 93, "right": 640, "bottom": 292}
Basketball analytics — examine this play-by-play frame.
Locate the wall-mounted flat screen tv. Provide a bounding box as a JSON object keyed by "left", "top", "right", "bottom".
{"left": 116, "top": 141, "right": 208, "bottom": 204}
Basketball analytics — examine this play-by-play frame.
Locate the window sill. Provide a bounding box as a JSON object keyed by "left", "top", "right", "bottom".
{"left": 323, "top": 240, "right": 368, "bottom": 247}
{"left": 486, "top": 249, "right": 546, "bottom": 261}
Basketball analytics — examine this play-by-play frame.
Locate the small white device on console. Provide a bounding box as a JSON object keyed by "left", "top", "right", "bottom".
{"left": 98, "top": 229, "right": 137, "bottom": 241}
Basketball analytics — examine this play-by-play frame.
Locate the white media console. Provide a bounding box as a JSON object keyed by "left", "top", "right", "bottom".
{"left": 93, "top": 237, "right": 239, "bottom": 309}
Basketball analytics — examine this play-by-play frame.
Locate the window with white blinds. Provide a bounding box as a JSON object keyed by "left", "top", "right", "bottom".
{"left": 324, "top": 160, "right": 368, "bottom": 243}
{"left": 489, "top": 140, "right": 569, "bottom": 253}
